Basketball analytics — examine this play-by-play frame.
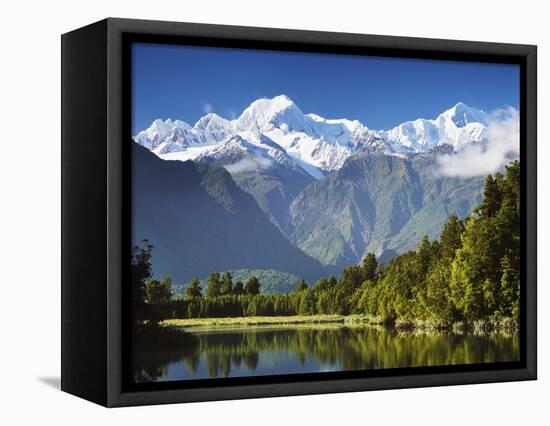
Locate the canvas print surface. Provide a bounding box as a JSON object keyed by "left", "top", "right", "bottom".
{"left": 130, "top": 43, "right": 520, "bottom": 383}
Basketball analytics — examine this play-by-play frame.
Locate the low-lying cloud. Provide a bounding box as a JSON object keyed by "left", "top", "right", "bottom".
{"left": 437, "top": 107, "right": 519, "bottom": 178}
{"left": 224, "top": 156, "right": 272, "bottom": 174}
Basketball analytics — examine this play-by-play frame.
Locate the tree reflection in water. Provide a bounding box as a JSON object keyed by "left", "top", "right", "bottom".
{"left": 133, "top": 325, "right": 519, "bottom": 382}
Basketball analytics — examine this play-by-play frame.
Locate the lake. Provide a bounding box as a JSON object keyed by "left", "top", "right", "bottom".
{"left": 132, "top": 325, "right": 519, "bottom": 383}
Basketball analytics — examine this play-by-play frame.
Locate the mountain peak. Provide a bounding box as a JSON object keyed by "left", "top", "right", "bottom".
{"left": 194, "top": 112, "right": 229, "bottom": 129}
{"left": 197, "top": 112, "right": 223, "bottom": 121}
{"left": 272, "top": 93, "right": 294, "bottom": 104}
{"left": 243, "top": 94, "right": 298, "bottom": 114}
{"left": 236, "top": 95, "right": 304, "bottom": 133}
{"left": 439, "top": 102, "right": 489, "bottom": 127}
{"left": 193, "top": 113, "right": 233, "bottom": 143}
{"left": 150, "top": 118, "right": 190, "bottom": 130}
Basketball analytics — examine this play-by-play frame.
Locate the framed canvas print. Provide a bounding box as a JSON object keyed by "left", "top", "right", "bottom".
{"left": 61, "top": 18, "right": 537, "bottom": 407}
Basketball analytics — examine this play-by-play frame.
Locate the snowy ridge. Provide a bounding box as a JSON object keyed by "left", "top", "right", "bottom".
{"left": 133, "top": 95, "right": 498, "bottom": 178}
{"left": 384, "top": 102, "right": 489, "bottom": 152}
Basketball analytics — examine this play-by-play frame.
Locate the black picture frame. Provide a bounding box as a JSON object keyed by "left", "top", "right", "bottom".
{"left": 61, "top": 17, "right": 537, "bottom": 407}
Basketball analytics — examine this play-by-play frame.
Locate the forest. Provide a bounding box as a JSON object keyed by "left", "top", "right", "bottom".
{"left": 132, "top": 161, "right": 520, "bottom": 328}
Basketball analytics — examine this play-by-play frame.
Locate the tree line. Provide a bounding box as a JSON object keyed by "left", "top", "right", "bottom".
{"left": 132, "top": 161, "right": 520, "bottom": 325}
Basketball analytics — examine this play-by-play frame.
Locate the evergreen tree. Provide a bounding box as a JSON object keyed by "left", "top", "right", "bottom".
{"left": 362, "top": 253, "right": 378, "bottom": 282}
{"left": 220, "top": 271, "right": 233, "bottom": 295}
{"left": 339, "top": 264, "right": 365, "bottom": 298}
{"left": 381, "top": 252, "right": 419, "bottom": 320}
{"left": 496, "top": 161, "right": 520, "bottom": 317}
{"left": 316, "top": 291, "right": 331, "bottom": 314}
{"left": 245, "top": 276, "right": 260, "bottom": 295}
{"left": 298, "top": 290, "right": 316, "bottom": 315}
{"left": 424, "top": 260, "right": 454, "bottom": 322}
{"left": 313, "top": 278, "right": 330, "bottom": 291}
{"left": 185, "top": 277, "right": 202, "bottom": 298}
{"left": 145, "top": 275, "right": 172, "bottom": 304}
{"left": 439, "top": 214, "right": 465, "bottom": 260}
{"left": 130, "top": 240, "right": 154, "bottom": 320}
{"left": 450, "top": 218, "right": 486, "bottom": 319}
{"left": 415, "top": 235, "right": 433, "bottom": 279}
{"left": 206, "top": 272, "right": 222, "bottom": 297}
{"left": 480, "top": 173, "right": 503, "bottom": 218}
{"left": 233, "top": 281, "right": 245, "bottom": 295}
{"left": 500, "top": 255, "right": 520, "bottom": 318}
{"left": 295, "top": 279, "right": 308, "bottom": 292}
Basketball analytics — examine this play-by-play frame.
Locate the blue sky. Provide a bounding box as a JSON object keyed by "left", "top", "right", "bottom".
{"left": 131, "top": 43, "right": 519, "bottom": 134}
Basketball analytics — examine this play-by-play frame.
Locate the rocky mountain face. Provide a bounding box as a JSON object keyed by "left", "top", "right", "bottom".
{"left": 184, "top": 134, "right": 315, "bottom": 233}
{"left": 288, "top": 152, "right": 484, "bottom": 266}
{"left": 132, "top": 143, "right": 326, "bottom": 283}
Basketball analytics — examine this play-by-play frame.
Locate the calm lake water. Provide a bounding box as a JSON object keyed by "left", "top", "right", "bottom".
{"left": 133, "top": 325, "right": 519, "bottom": 383}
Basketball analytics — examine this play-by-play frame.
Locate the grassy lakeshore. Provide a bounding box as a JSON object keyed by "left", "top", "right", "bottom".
{"left": 162, "top": 314, "right": 381, "bottom": 329}
{"left": 160, "top": 314, "right": 518, "bottom": 334}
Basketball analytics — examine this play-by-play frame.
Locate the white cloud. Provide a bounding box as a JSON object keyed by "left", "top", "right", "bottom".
{"left": 223, "top": 156, "right": 272, "bottom": 174}
{"left": 202, "top": 102, "right": 214, "bottom": 114}
{"left": 437, "top": 107, "right": 519, "bottom": 177}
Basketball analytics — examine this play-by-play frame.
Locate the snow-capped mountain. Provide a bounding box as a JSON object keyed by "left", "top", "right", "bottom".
{"left": 190, "top": 133, "right": 312, "bottom": 180}
{"left": 133, "top": 95, "right": 493, "bottom": 178}
{"left": 384, "top": 102, "right": 489, "bottom": 152}
{"left": 133, "top": 118, "right": 218, "bottom": 154}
